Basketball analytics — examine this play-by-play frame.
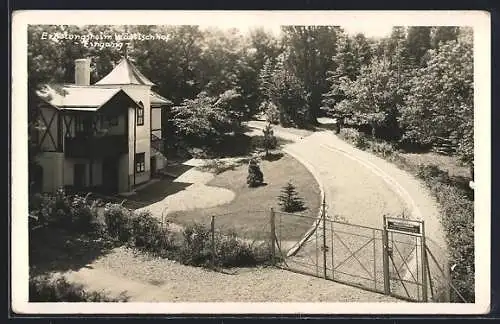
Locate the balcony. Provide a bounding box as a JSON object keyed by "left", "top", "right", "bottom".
{"left": 65, "top": 135, "right": 128, "bottom": 158}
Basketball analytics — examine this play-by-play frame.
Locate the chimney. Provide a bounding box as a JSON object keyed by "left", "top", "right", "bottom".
{"left": 74, "top": 58, "right": 90, "bottom": 86}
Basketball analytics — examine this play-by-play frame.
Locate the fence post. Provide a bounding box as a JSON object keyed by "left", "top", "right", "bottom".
{"left": 382, "top": 215, "right": 391, "bottom": 295}
{"left": 322, "top": 197, "right": 327, "bottom": 279}
{"left": 270, "top": 208, "right": 276, "bottom": 266}
{"left": 444, "top": 256, "right": 452, "bottom": 302}
{"left": 421, "top": 221, "right": 428, "bottom": 302}
{"left": 211, "top": 215, "right": 216, "bottom": 268}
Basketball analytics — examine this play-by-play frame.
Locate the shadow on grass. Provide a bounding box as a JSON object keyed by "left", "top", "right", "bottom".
{"left": 261, "top": 152, "right": 284, "bottom": 162}
{"left": 123, "top": 179, "right": 192, "bottom": 209}
{"left": 29, "top": 228, "right": 119, "bottom": 276}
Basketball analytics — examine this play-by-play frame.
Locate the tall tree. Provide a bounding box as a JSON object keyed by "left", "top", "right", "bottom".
{"left": 281, "top": 26, "right": 339, "bottom": 124}
{"left": 399, "top": 38, "right": 473, "bottom": 166}
{"left": 322, "top": 31, "right": 373, "bottom": 113}
{"left": 406, "top": 26, "right": 432, "bottom": 67}
{"left": 334, "top": 58, "right": 404, "bottom": 138}
{"left": 430, "top": 26, "right": 460, "bottom": 48}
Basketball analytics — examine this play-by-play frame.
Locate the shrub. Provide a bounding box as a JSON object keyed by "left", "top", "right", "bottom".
{"left": 369, "top": 141, "right": 395, "bottom": 158}
{"left": 176, "top": 222, "right": 273, "bottom": 268}
{"left": 417, "top": 173, "right": 474, "bottom": 303}
{"left": 130, "top": 211, "right": 173, "bottom": 254}
{"left": 247, "top": 158, "right": 264, "bottom": 187}
{"left": 29, "top": 190, "right": 99, "bottom": 233}
{"left": 416, "top": 164, "right": 451, "bottom": 184}
{"left": 29, "top": 275, "right": 128, "bottom": 302}
{"left": 103, "top": 203, "right": 132, "bottom": 242}
{"left": 278, "top": 181, "right": 306, "bottom": 212}
{"left": 179, "top": 223, "right": 212, "bottom": 266}
{"left": 70, "top": 194, "right": 99, "bottom": 232}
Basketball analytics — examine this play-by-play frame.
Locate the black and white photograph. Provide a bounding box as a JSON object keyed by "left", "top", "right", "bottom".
{"left": 11, "top": 10, "right": 490, "bottom": 314}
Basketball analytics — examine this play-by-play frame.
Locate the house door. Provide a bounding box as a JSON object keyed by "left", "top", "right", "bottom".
{"left": 74, "top": 163, "right": 86, "bottom": 190}
{"left": 102, "top": 157, "right": 119, "bottom": 194}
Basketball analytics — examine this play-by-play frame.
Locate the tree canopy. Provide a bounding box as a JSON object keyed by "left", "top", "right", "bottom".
{"left": 28, "top": 24, "right": 474, "bottom": 167}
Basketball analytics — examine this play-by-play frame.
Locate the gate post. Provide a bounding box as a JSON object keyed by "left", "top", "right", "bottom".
{"left": 421, "top": 221, "right": 428, "bottom": 302}
{"left": 270, "top": 208, "right": 276, "bottom": 266}
{"left": 382, "top": 215, "right": 391, "bottom": 295}
{"left": 211, "top": 215, "right": 216, "bottom": 268}
{"left": 322, "top": 197, "right": 327, "bottom": 279}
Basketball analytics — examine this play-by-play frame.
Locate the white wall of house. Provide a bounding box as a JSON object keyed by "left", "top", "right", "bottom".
{"left": 151, "top": 107, "right": 162, "bottom": 138}
{"left": 123, "top": 85, "right": 152, "bottom": 186}
{"left": 36, "top": 152, "right": 64, "bottom": 192}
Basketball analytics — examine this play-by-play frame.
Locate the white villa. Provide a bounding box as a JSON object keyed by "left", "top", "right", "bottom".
{"left": 31, "top": 57, "right": 171, "bottom": 194}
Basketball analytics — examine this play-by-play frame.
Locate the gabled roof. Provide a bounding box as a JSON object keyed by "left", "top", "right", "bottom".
{"left": 36, "top": 85, "right": 140, "bottom": 111}
{"left": 95, "top": 57, "right": 155, "bottom": 86}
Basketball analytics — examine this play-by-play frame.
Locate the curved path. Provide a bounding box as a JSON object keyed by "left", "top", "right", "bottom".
{"left": 248, "top": 121, "right": 448, "bottom": 285}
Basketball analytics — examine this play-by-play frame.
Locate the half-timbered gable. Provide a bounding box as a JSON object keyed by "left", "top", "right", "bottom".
{"left": 31, "top": 57, "right": 171, "bottom": 194}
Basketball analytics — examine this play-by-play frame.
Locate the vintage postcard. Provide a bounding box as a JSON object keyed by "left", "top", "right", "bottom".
{"left": 10, "top": 10, "right": 491, "bottom": 314}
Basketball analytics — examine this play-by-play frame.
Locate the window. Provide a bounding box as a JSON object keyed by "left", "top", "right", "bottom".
{"left": 136, "top": 102, "right": 144, "bottom": 126}
{"left": 135, "top": 153, "right": 145, "bottom": 173}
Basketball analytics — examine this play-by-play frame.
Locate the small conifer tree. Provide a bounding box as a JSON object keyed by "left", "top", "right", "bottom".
{"left": 278, "top": 181, "right": 306, "bottom": 212}
{"left": 262, "top": 123, "right": 277, "bottom": 158}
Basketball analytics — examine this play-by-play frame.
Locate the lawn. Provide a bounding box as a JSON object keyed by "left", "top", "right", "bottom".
{"left": 168, "top": 154, "right": 322, "bottom": 242}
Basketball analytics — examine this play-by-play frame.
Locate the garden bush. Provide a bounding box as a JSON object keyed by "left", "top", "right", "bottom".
{"left": 416, "top": 167, "right": 474, "bottom": 303}
{"left": 247, "top": 158, "right": 264, "bottom": 187}
{"left": 176, "top": 222, "right": 273, "bottom": 268}
{"left": 130, "top": 210, "right": 173, "bottom": 254}
{"left": 29, "top": 190, "right": 99, "bottom": 233}
{"left": 103, "top": 203, "right": 133, "bottom": 242}
{"left": 179, "top": 223, "right": 213, "bottom": 266}
{"left": 369, "top": 141, "right": 395, "bottom": 158}
{"left": 339, "top": 128, "right": 369, "bottom": 149}
{"left": 30, "top": 275, "right": 127, "bottom": 302}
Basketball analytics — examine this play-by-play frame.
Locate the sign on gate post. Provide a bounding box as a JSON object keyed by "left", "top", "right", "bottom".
{"left": 383, "top": 216, "right": 428, "bottom": 302}
{"left": 384, "top": 217, "right": 423, "bottom": 237}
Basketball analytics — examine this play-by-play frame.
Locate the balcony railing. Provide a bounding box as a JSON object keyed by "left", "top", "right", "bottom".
{"left": 65, "top": 135, "right": 128, "bottom": 158}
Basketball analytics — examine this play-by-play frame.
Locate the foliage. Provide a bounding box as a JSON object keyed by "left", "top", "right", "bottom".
{"left": 103, "top": 203, "right": 133, "bottom": 242}
{"left": 28, "top": 189, "right": 100, "bottom": 233}
{"left": 129, "top": 211, "right": 173, "bottom": 253}
{"left": 247, "top": 158, "right": 264, "bottom": 187}
{"left": 278, "top": 181, "right": 306, "bottom": 212}
{"left": 262, "top": 123, "right": 278, "bottom": 157}
{"left": 281, "top": 26, "right": 340, "bottom": 123}
{"left": 171, "top": 90, "right": 242, "bottom": 145}
{"left": 398, "top": 39, "right": 473, "bottom": 166}
{"left": 338, "top": 128, "right": 370, "bottom": 150}
{"left": 258, "top": 101, "right": 280, "bottom": 125}
{"left": 415, "top": 165, "right": 474, "bottom": 303}
{"left": 30, "top": 275, "right": 128, "bottom": 302}
{"left": 333, "top": 58, "right": 406, "bottom": 138}
{"left": 178, "top": 223, "right": 272, "bottom": 268}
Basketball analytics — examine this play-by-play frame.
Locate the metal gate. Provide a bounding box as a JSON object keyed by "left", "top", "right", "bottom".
{"left": 271, "top": 203, "right": 445, "bottom": 302}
